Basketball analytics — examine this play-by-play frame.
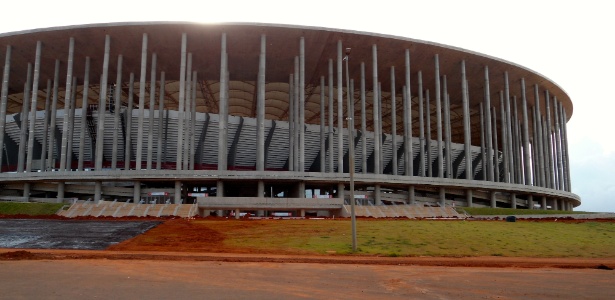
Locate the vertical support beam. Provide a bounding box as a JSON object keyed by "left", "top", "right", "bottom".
{"left": 0, "top": 46, "right": 11, "bottom": 173}
{"left": 360, "top": 63, "right": 367, "bottom": 174}
{"left": 135, "top": 33, "right": 148, "bottom": 170}
{"left": 156, "top": 72, "right": 165, "bottom": 170}
{"left": 513, "top": 97, "right": 522, "bottom": 183}
{"left": 47, "top": 60, "right": 60, "bottom": 171}
{"left": 390, "top": 67, "right": 397, "bottom": 175}
{"left": 111, "top": 55, "right": 123, "bottom": 170}
{"left": 461, "top": 62, "right": 472, "bottom": 181}
{"left": 554, "top": 97, "right": 565, "bottom": 190}
{"left": 479, "top": 103, "right": 486, "bottom": 180}
{"left": 443, "top": 76, "right": 452, "bottom": 178}
{"left": 372, "top": 44, "right": 380, "bottom": 174}
{"left": 404, "top": 49, "right": 413, "bottom": 176}
{"left": 176, "top": 34, "right": 188, "bottom": 170}
{"left": 257, "top": 35, "right": 266, "bottom": 172}
{"left": 534, "top": 85, "right": 545, "bottom": 187}
{"left": 218, "top": 33, "right": 228, "bottom": 171}
{"left": 521, "top": 78, "right": 531, "bottom": 185}
{"left": 175, "top": 181, "right": 182, "bottom": 204}
{"left": 66, "top": 76, "right": 77, "bottom": 170}
{"left": 40, "top": 80, "right": 51, "bottom": 171}
{"left": 190, "top": 72, "right": 197, "bottom": 170}
{"left": 77, "top": 57, "right": 90, "bottom": 171}
{"left": 408, "top": 186, "right": 415, "bottom": 205}
{"left": 466, "top": 189, "right": 473, "bottom": 207}
{"left": 147, "top": 53, "right": 157, "bottom": 170}
{"left": 59, "top": 38, "right": 75, "bottom": 172}
{"left": 425, "top": 89, "right": 432, "bottom": 177}
{"left": 124, "top": 73, "right": 135, "bottom": 170}
{"left": 434, "top": 55, "right": 443, "bottom": 178}
{"left": 439, "top": 187, "right": 445, "bottom": 207}
{"left": 327, "top": 59, "right": 334, "bottom": 173}
{"left": 299, "top": 37, "right": 305, "bottom": 172}
{"left": 492, "top": 106, "right": 500, "bottom": 182}
{"left": 561, "top": 104, "right": 571, "bottom": 192}
{"left": 336, "top": 41, "right": 343, "bottom": 174}
{"left": 418, "top": 71, "right": 426, "bottom": 177}
{"left": 288, "top": 73, "right": 294, "bottom": 171}
{"left": 293, "top": 57, "right": 299, "bottom": 171}
{"left": 544, "top": 90, "right": 554, "bottom": 188}
{"left": 504, "top": 72, "right": 514, "bottom": 183}
{"left": 183, "top": 54, "right": 192, "bottom": 170}
{"left": 319, "top": 76, "right": 325, "bottom": 172}
{"left": 17, "top": 64, "right": 33, "bottom": 173}
{"left": 95, "top": 35, "right": 111, "bottom": 171}
{"left": 483, "top": 66, "right": 493, "bottom": 181}
{"left": 26, "top": 41, "right": 42, "bottom": 173}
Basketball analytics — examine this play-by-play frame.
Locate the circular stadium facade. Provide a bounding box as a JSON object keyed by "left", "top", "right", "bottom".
{"left": 0, "top": 22, "right": 579, "bottom": 215}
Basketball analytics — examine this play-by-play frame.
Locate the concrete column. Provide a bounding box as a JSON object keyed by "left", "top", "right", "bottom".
{"left": 66, "top": 76, "right": 77, "bottom": 170}
{"left": 146, "top": 53, "right": 157, "bottom": 170}
{"left": 299, "top": 37, "right": 305, "bottom": 172}
{"left": 443, "top": 77, "right": 452, "bottom": 178}
{"left": 299, "top": 182, "right": 306, "bottom": 198}
{"left": 288, "top": 73, "right": 294, "bottom": 171}
{"left": 360, "top": 63, "right": 367, "bottom": 174}
{"left": 26, "top": 41, "right": 42, "bottom": 172}
{"left": 59, "top": 38, "right": 75, "bottom": 172}
{"left": 439, "top": 187, "right": 445, "bottom": 206}
{"left": 189, "top": 75, "right": 197, "bottom": 170}
{"left": 499, "top": 92, "right": 508, "bottom": 183}
{"left": 492, "top": 106, "right": 500, "bottom": 182}
{"left": 520, "top": 78, "right": 532, "bottom": 185}
{"left": 17, "top": 64, "right": 32, "bottom": 173}
{"left": 479, "top": 103, "right": 486, "bottom": 180}
{"left": 177, "top": 34, "right": 187, "bottom": 171}
{"left": 541, "top": 196, "right": 547, "bottom": 210}
{"left": 483, "top": 67, "right": 493, "bottom": 181}
{"left": 124, "top": 73, "right": 135, "bottom": 170}
{"left": 372, "top": 44, "right": 380, "bottom": 174}
{"left": 404, "top": 49, "right": 413, "bottom": 176}
{"left": 183, "top": 54, "right": 192, "bottom": 171}
{"left": 175, "top": 181, "right": 182, "bottom": 204}
{"left": 134, "top": 181, "right": 141, "bottom": 203}
{"left": 95, "top": 35, "right": 111, "bottom": 171}
{"left": 135, "top": 33, "right": 148, "bottom": 170}
{"left": 408, "top": 186, "right": 415, "bottom": 205}
{"left": 328, "top": 59, "right": 334, "bottom": 173}
{"left": 552, "top": 198, "right": 559, "bottom": 211}
{"left": 374, "top": 184, "right": 381, "bottom": 205}
{"left": 111, "top": 55, "right": 123, "bottom": 170}
{"left": 40, "top": 80, "right": 51, "bottom": 171}
{"left": 461, "top": 61, "right": 472, "bottom": 180}
{"left": 417, "top": 71, "right": 425, "bottom": 177}
{"left": 257, "top": 35, "right": 266, "bottom": 172}
{"left": 77, "top": 57, "right": 90, "bottom": 171}
{"left": 527, "top": 195, "right": 534, "bottom": 210}
{"left": 466, "top": 190, "right": 473, "bottom": 207}
{"left": 544, "top": 90, "right": 554, "bottom": 188}
{"left": 336, "top": 41, "right": 343, "bottom": 174}
{"left": 258, "top": 180, "right": 265, "bottom": 197}
{"left": 425, "top": 89, "right": 432, "bottom": 177}
{"left": 554, "top": 98, "right": 565, "bottom": 190}
{"left": 390, "top": 67, "right": 397, "bottom": 175}
{"left": 337, "top": 182, "right": 345, "bottom": 202}
{"left": 94, "top": 181, "right": 102, "bottom": 202}
{"left": 504, "top": 72, "right": 514, "bottom": 183}
{"left": 434, "top": 55, "right": 443, "bottom": 178}
{"left": 319, "top": 76, "right": 325, "bottom": 172}
{"left": 534, "top": 85, "right": 545, "bottom": 187}
{"left": 56, "top": 182, "right": 64, "bottom": 203}
{"left": 542, "top": 118, "right": 550, "bottom": 187}
{"left": 219, "top": 42, "right": 229, "bottom": 171}
{"left": 156, "top": 72, "right": 165, "bottom": 170}
{"left": 293, "top": 57, "right": 299, "bottom": 171}
{"left": 490, "top": 191, "right": 497, "bottom": 208}
{"left": 378, "top": 83, "right": 383, "bottom": 170}
{"left": 561, "top": 104, "right": 572, "bottom": 192}
{"left": 0, "top": 46, "right": 11, "bottom": 173}
{"left": 511, "top": 193, "right": 516, "bottom": 209}
{"left": 47, "top": 60, "right": 60, "bottom": 171}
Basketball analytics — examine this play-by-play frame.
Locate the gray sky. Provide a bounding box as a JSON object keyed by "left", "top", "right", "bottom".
{"left": 2, "top": 0, "right": 613, "bottom": 212}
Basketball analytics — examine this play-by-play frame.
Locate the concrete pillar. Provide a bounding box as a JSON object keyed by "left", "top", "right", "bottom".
{"left": 40, "top": 80, "right": 51, "bottom": 171}
{"left": 461, "top": 61, "right": 472, "bottom": 180}
{"left": 189, "top": 72, "right": 197, "bottom": 171}
{"left": 257, "top": 35, "right": 266, "bottom": 172}
{"left": 418, "top": 71, "right": 426, "bottom": 177}
{"left": 65, "top": 76, "right": 77, "bottom": 170}
{"left": 404, "top": 49, "right": 413, "bottom": 176}
{"left": 258, "top": 181, "right": 265, "bottom": 197}
{"left": 320, "top": 76, "right": 325, "bottom": 172}
{"left": 426, "top": 90, "right": 432, "bottom": 177}
{"left": 299, "top": 182, "right": 306, "bottom": 198}
{"left": 95, "top": 35, "right": 111, "bottom": 171}
{"left": 408, "top": 186, "right": 415, "bottom": 205}
{"left": 336, "top": 41, "right": 343, "bottom": 174}
{"left": 489, "top": 191, "right": 497, "bottom": 208}
{"left": 0, "top": 45, "right": 11, "bottom": 173}
{"left": 528, "top": 195, "right": 534, "bottom": 210}
{"left": 541, "top": 196, "right": 547, "bottom": 210}
{"left": 390, "top": 67, "right": 397, "bottom": 175}
{"left": 510, "top": 193, "right": 516, "bottom": 209}
{"left": 552, "top": 198, "right": 559, "bottom": 211}
{"left": 479, "top": 103, "right": 486, "bottom": 180}
{"left": 499, "top": 93, "right": 508, "bottom": 183}
{"left": 328, "top": 59, "right": 334, "bottom": 173}
{"left": 378, "top": 83, "right": 383, "bottom": 170}
{"left": 561, "top": 104, "right": 572, "bottom": 192}
{"left": 483, "top": 67, "right": 494, "bottom": 181}
{"left": 176, "top": 33, "right": 187, "bottom": 170}
{"left": 360, "top": 63, "right": 367, "bottom": 174}
{"left": 58, "top": 38, "right": 75, "bottom": 172}
{"left": 156, "top": 72, "right": 165, "bottom": 170}
{"left": 374, "top": 184, "right": 381, "bottom": 205}
{"left": 544, "top": 90, "right": 554, "bottom": 188}
{"left": 492, "top": 106, "right": 500, "bottom": 182}
{"left": 47, "top": 60, "right": 60, "bottom": 171}
{"left": 520, "top": 78, "right": 531, "bottom": 185}
{"left": 439, "top": 187, "right": 445, "bottom": 206}
{"left": 443, "top": 78, "right": 452, "bottom": 178}
{"left": 135, "top": 33, "right": 148, "bottom": 171}
{"left": 183, "top": 55, "right": 192, "bottom": 171}
{"left": 133, "top": 181, "right": 141, "bottom": 203}
{"left": 174, "top": 181, "right": 182, "bottom": 204}
{"left": 466, "top": 190, "right": 473, "bottom": 207}
{"left": 534, "top": 85, "right": 545, "bottom": 187}
{"left": 434, "top": 55, "right": 443, "bottom": 178}
{"left": 372, "top": 44, "right": 380, "bottom": 174}
{"left": 146, "top": 53, "right": 157, "bottom": 170}
{"left": 293, "top": 57, "right": 299, "bottom": 171}
{"left": 124, "top": 73, "right": 135, "bottom": 170}
{"left": 26, "top": 41, "right": 42, "bottom": 173}
{"left": 94, "top": 181, "right": 102, "bottom": 202}
{"left": 554, "top": 98, "right": 565, "bottom": 190}
{"left": 111, "top": 55, "right": 123, "bottom": 170}
{"left": 299, "top": 37, "right": 305, "bottom": 172}
{"left": 504, "top": 72, "right": 514, "bottom": 183}
{"left": 17, "top": 64, "right": 32, "bottom": 173}
{"left": 219, "top": 35, "right": 229, "bottom": 171}
{"left": 77, "top": 57, "right": 90, "bottom": 171}
{"left": 55, "top": 182, "right": 64, "bottom": 203}
{"left": 288, "top": 73, "right": 294, "bottom": 171}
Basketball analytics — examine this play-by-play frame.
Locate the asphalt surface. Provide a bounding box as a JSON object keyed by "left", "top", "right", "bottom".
{"left": 0, "top": 219, "right": 160, "bottom": 250}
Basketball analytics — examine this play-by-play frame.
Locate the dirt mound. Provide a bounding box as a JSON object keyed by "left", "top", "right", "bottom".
{"left": 0, "top": 250, "right": 37, "bottom": 260}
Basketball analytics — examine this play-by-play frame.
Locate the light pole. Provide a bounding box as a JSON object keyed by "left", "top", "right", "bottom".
{"left": 344, "top": 47, "right": 357, "bottom": 252}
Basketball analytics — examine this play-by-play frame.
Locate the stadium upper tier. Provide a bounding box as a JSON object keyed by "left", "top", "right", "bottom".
{"left": 0, "top": 22, "right": 579, "bottom": 212}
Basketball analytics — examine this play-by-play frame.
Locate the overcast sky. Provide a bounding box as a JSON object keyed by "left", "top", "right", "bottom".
{"left": 2, "top": 0, "right": 613, "bottom": 212}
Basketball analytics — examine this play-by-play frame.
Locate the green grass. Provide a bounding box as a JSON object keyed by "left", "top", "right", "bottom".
{"left": 459, "top": 207, "right": 592, "bottom": 216}
{"left": 0, "top": 202, "right": 65, "bottom": 215}
{"left": 218, "top": 219, "right": 615, "bottom": 257}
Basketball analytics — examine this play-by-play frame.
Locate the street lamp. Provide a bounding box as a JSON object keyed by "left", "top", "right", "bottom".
{"left": 344, "top": 47, "right": 357, "bottom": 252}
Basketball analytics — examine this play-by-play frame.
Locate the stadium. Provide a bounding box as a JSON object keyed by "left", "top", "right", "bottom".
{"left": 0, "top": 22, "right": 579, "bottom": 217}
